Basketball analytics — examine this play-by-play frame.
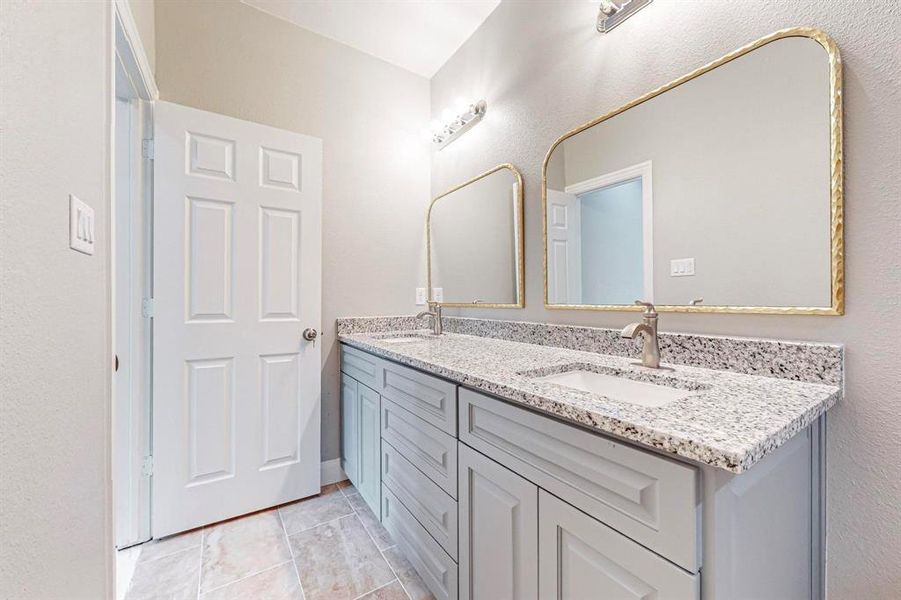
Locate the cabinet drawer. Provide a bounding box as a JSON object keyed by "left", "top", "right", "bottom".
{"left": 341, "top": 344, "right": 380, "bottom": 389}
{"left": 382, "top": 399, "right": 458, "bottom": 498}
{"left": 383, "top": 486, "right": 458, "bottom": 600}
{"left": 459, "top": 388, "right": 699, "bottom": 572}
{"left": 539, "top": 490, "right": 698, "bottom": 599}
{"left": 383, "top": 440, "right": 458, "bottom": 559}
{"left": 377, "top": 357, "right": 457, "bottom": 435}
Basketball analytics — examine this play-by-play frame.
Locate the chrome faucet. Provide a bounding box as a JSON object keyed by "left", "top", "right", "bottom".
{"left": 416, "top": 301, "right": 443, "bottom": 335}
{"left": 621, "top": 301, "right": 661, "bottom": 368}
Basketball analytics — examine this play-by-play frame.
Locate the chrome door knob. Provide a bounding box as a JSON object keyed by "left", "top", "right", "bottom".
{"left": 302, "top": 328, "right": 318, "bottom": 342}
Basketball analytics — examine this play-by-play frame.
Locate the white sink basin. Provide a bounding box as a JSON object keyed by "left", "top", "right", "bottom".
{"left": 536, "top": 370, "right": 692, "bottom": 408}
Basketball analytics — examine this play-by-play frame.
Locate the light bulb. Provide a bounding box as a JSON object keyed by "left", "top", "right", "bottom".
{"left": 430, "top": 119, "right": 443, "bottom": 134}
{"left": 454, "top": 98, "right": 469, "bottom": 116}
{"left": 441, "top": 107, "right": 453, "bottom": 122}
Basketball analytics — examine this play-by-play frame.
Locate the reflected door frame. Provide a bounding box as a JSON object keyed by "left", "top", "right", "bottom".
{"left": 565, "top": 160, "right": 654, "bottom": 303}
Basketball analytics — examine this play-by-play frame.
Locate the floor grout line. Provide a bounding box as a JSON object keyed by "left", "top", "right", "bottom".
{"left": 352, "top": 577, "right": 400, "bottom": 600}
{"left": 347, "top": 494, "right": 413, "bottom": 600}
{"left": 199, "top": 560, "right": 295, "bottom": 596}
{"left": 195, "top": 527, "right": 204, "bottom": 600}
{"left": 278, "top": 504, "right": 308, "bottom": 600}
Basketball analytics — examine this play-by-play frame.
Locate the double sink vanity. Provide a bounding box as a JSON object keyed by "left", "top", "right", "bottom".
{"left": 337, "top": 27, "right": 845, "bottom": 600}
{"left": 337, "top": 316, "right": 841, "bottom": 600}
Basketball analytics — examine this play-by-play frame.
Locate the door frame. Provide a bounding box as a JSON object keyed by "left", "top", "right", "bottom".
{"left": 565, "top": 160, "right": 654, "bottom": 302}
{"left": 110, "top": 0, "right": 158, "bottom": 553}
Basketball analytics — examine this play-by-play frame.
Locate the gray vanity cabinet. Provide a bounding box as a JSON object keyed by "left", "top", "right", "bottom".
{"left": 458, "top": 444, "right": 538, "bottom": 600}
{"left": 339, "top": 368, "right": 381, "bottom": 517}
{"left": 538, "top": 490, "right": 699, "bottom": 599}
{"left": 357, "top": 383, "right": 381, "bottom": 514}
{"left": 340, "top": 373, "right": 358, "bottom": 485}
{"left": 339, "top": 343, "right": 824, "bottom": 600}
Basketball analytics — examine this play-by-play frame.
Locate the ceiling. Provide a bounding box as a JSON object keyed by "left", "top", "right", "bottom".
{"left": 241, "top": 0, "right": 501, "bottom": 78}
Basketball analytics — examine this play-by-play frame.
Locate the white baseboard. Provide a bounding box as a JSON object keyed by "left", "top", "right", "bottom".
{"left": 320, "top": 458, "right": 346, "bottom": 485}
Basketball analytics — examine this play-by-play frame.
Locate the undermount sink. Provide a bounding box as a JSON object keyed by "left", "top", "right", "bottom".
{"left": 535, "top": 369, "right": 694, "bottom": 408}
{"left": 373, "top": 333, "right": 436, "bottom": 344}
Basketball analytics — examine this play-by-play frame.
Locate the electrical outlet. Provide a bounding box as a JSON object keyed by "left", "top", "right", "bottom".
{"left": 432, "top": 287, "right": 444, "bottom": 302}
{"left": 415, "top": 287, "right": 427, "bottom": 305}
{"left": 670, "top": 258, "right": 695, "bottom": 277}
{"left": 69, "top": 194, "right": 95, "bottom": 255}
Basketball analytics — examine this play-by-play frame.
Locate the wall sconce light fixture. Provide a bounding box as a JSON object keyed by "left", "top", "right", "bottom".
{"left": 597, "top": 0, "right": 652, "bottom": 33}
{"left": 429, "top": 99, "right": 487, "bottom": 150}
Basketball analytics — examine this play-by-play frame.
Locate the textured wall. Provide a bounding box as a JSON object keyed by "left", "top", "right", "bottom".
{"left": 127, "top": 0, "right": 155, "bottom": 73}
{"left": 431, "top": 0, "right": 901, "bottom": 597}
{"left": 155, "top": 0, "right": 431, "bottom": 462}
{"left": 0, "top": 1, "right": 113, "bottom": 598}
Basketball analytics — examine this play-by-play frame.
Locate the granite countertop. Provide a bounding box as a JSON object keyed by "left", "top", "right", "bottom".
{"left": 338, "top": 330, "right": 841, "bottom": 473}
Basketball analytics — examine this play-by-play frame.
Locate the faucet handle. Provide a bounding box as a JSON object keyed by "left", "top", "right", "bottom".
{"left": 634, "top": 300, "right": 657, "bottom": 316}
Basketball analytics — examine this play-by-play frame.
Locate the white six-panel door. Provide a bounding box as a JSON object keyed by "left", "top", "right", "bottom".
{"left": 546, "top": 190, "right": 582, "bottom": 304}
{"left": 153, "top": 101, "right": 322, "bottom": 537}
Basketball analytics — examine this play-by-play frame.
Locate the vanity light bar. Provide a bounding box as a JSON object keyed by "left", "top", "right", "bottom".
{"left": 597, "top": 0, "right": 652, "bottom": 33}
{"left": 431, "top": 100, "right": 487, "bottom": 150}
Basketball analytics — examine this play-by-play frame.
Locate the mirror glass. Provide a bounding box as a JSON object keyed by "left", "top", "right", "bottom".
{"left": 544, "top": 33, "right": 841, "bottom": 313}
{"left": 429, "top": 165, "right": 524, "bottom": 307}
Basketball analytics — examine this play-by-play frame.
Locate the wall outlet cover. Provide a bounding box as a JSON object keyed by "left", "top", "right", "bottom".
{"left": 69, "top": 194, "right": 95, "bottom": 255}
{"left": 432, "top": 288, "right": 444, "bottom": 302}
{"left": 415, "top": 287, "right": 427, "bottom": 305}
{"left": 670, "top": 258, "right": 695, "bottom": 277}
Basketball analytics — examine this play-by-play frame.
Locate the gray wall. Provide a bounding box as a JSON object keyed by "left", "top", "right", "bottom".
{"left": 1, "top": 2, "right": 113, "bottom": 597}
{"left": 430, "top": 1, "right": 901, "bottom": 597}
{"left": 155, "top": 0, "right": 431, "bottom": 462}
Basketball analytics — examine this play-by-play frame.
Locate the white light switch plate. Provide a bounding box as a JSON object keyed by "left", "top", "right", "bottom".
{"left": 670, "top": 258, "right": 695, "bottom": 277}
{"left": 415, "top": 287, "right": 427, "bottom": 305}
{"left": 432, "top": 288, "right": 444, "bottom": 302}
{"left": 69, "top": 194, "right": 95, "bottom": 255}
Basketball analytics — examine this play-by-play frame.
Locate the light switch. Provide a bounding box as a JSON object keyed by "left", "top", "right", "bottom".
{"left": 69, "top": 194, "right": 95, "bottom": 255}
{"left": 415, "top": 287, "right": 427, "bottom": 305}
{"left": 432, "top": 288, "right": 444, "bottom": 302}
{"left": 670, "top": 258, "right": 695, "bottom": 277}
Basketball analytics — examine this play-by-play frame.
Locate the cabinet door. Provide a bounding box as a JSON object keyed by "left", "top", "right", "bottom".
{"left": 341, "top": 373, "right": 359, "bottom": 485}
{"left": 538, "top": 490, "right": 698, "bottom": 600}
{"left": 357, "top": 382, "right": 381, "bottom": 516}
{"left": 459, "top": 444, "right": 538, "bottom": 600}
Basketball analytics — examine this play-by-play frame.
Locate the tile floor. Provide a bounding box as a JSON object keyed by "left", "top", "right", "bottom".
{"left": 121, "top": 481, "right": 435, "bottom": 600}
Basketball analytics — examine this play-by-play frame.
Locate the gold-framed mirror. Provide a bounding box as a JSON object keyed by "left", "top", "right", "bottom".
{"left": 542, "top": 28, "right": 843, "bottom": 315}
{"left": 427, "top": 164, "right": 525, "bottom": 308}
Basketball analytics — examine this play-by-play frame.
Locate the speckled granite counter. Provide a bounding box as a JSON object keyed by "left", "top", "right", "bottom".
{"left": 338, "top": 329, "right": 841, "bottom": 473}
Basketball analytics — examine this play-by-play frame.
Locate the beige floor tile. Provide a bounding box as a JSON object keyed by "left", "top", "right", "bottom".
{"left": 279, "top": 484, "right": 354, "bottom": 535}
{"left": 290, "top": 515, "right": 394, "bottom": 600}
{"left": 125, "top": 546, "right": 200, "bottom": 600}
{"left": 359, "top": 580, "right": 408, "bottom": 600}
{"left": 200, "top": 561, "right": 302, "bottom": 600}
{"left": 346, "top": 491, "right": 393, "bottom": 550}
{"left": 383, "top": 546, "right": 435, "bottom": 600}
{"left": 138, "top": 528, "right": 203, "bottom": 563}
{"left": 200, "top": 509, "right": 292, "bottom": 593}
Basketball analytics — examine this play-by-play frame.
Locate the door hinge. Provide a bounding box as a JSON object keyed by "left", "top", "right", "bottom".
{"left": 142, "top": 298, "right": 154, "bottom": 318}
{"left": 142, "top": 139, "right": 154, "bottom": 160}
{"left": 142, "top": 455, "right": 153, "bottom": 477}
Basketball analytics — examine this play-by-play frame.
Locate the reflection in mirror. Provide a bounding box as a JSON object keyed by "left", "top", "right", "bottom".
{"left": 428, "top": 164, "right": 524, "bottom": 307}
{"left": 544, "top": 30, "right": 842, "bottom": 314}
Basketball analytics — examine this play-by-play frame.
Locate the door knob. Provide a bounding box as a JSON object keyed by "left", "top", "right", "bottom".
{"left": 302, "top": 328, "right": 318, "bottom": 342}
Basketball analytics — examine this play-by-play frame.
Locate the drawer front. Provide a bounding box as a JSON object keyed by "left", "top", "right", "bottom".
{"left": 459, "top": 388, "right": 699, "bottom": 572}
{"left": 382, "top": 399, "right": 458, "bottom": 498}
{"left": 383, "top": 486, "right": 459, "bottom": 600}
{"left": 340, "top": 344, "right": 380, "bottom": 389}
{"left": 382, "top": 440, "right": 458, "bottom": 559}
{"left": 377, "top": 357, "right": 457, "bottom": 435}
{"left": 538, "top": 490, "right": 698, "bottom": 599}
